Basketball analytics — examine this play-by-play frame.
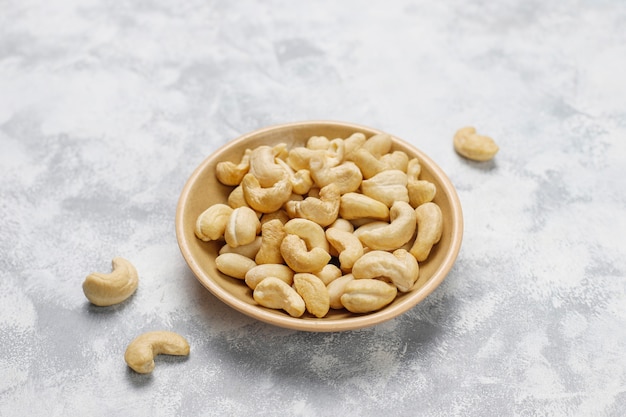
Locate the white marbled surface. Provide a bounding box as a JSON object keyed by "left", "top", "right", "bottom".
{"left": 1, "top": 0, "right": 626, "bottom": 416}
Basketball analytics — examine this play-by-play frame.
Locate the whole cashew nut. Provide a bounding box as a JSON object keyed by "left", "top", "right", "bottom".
{"left": 255, "top": 219, "right": 286, "bottom": 265}
{"left": 124, "top": 331, "right": 190, "bottom": 374}
{"left": 352, "top": 249, "right": 419, "bottom": 292}
{"left": 453, "top": 126, "right": 499, "bottom": 161}
{"left": 360, "top": 170, "right": 409, "bottom": 207}
{"left": 293, "top": 273, "right": 330, "bottom": 318}
{"left": 83, "top": 257, "right": 139, "bottom": 306}
{"left": 244, "top": 263, "right": 294, "bottom": 290}
{"left": 249, "top": 145, "right": 287, "bottom": 187}
{"left": 339, "top": 192, "right": 390, "bottom": 221}
{"left": 325, "top": 227, "right": 364, "bottom": 272}
{"left": 327, "top": 274, "right": 354, "bottom": 309}
{"left": 216, "top": 253, "right": 257, "bottom": 279}
{"left": 224, "top": 206, "right": 261, "bottom": 248}
{"left": 308, "top": 156, "right": 362, "bottom": 195}
{"left": 241, "top": 173, "right": 293, "bottom": 213}
{"left": 284, "top": 183, "right": 340, "bottom": 227}
{"left": 284, "top": 218, "right": 329, "bottom": 253}
{"left": 355, "top": 201, "right": 417, "bottom": 251}
{"left": 253, "top": 276, "right": 305, "bottom": 317}
{"left": 280, "top": 234, "right": 331, "bottom": 273}
{"left": 216, "top": 149, "right": 251, "bottom": 186}
{"left": 409, "top": 202, "right": 443, "bottom": 262}
{"left": 195, "top": 204, "right": 233, "bottom": 241}
{"left": 340, "top": 279, "right": 398, "bottom": 313}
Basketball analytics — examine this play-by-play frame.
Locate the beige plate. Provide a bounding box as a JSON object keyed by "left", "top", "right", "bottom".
{"left": 176, "top": 120, "right": 463, "bottom": 332}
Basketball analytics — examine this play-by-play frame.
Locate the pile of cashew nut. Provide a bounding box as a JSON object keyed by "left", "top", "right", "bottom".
{"left": 195, "top": 132, "right": 444, "bottom": 318}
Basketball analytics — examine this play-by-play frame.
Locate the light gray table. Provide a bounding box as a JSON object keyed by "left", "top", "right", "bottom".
{"left": 1, "top": 1, "right": 625, "bottom": 416}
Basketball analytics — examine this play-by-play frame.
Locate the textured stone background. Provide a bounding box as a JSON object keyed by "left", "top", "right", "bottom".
{"left": 1, "top": 0, "right": 625, "bottom": 416}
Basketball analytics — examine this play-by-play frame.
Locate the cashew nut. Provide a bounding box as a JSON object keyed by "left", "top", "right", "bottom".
{"left": 306, "top": 135, "right": 330, "bottom": 150}
{"left": 286, "top": 146, "right": 325, "bottom": 171}
{"left": 327, "top": 274, "right": 354, "bottom": 309}
{"left": 215, "top": 253, "right": 257, "bottom": 279}
{"left": 244, "top": 263, "right": 294, "bottom": 290}
{"left": 248, "top": 145, "right": 287, "bottom": 187}
{"left": 216, "top": 149, "right": 251, "bottom": 186}
{"left": 328, "top": 218, "right": 354, "bottom": 233}
{"left": 352, "top": 249, "right": 419, "bottom": 292}
{"left": 343, "top": 132, "right": 367, "bottom": 157}
{"left": 410, "top": 202, "right": 443, "bottom": 262}
{"left": 241, "top": 173, "right": 293, "bottom": 213}
{"left": 219, "top": 236, "right": 262, "bottom": 259}
{"left": 380, "top": 150, "right": 409, "bottom": 172}
{"left": 349, "top": 147, "right": 386, "bottom": 179}
{"left": 453, "top": 126, "right": 499, "bottom": 161}
{"left": 361, "top": 133, "right": 392, "bottom": 157}
{"left": 224, "top": 206, "right": 261, "bottom": 248}
{"left": 408, "top": 180, "right": 437, "bottom": 208}
{"left": 308, "top": 156, "right": 362, "bottom": 194}
{"left": 275, "top": 158, "right": 313, "bottom": 195}
{"left": 284, "top": 218, "right": 329, "bottom": 253}
{"left": 325, "top": 227, "right": 364, "bottom": 272}
{"left": 340, "top": 279, "right": 398, "bottom": 313}
{"left": 339, "top": 192, "right": 390, "bottom": 221}
{"left": 195, "top": 204, "right": 234, "bottom": 242}
{"left": 293, "top": 273, "right": 330, "bottom": 318}
{"left": 360, "top": 170, "right": 409, "bottom": 207}
{"left": 255, "top": 219, "right": 286, "bottom": 265}
{"left": 253, "top": 276, "right": 305, "bottom": 317}
{"left": 124, "top": 331, "right": 190, "bottom": 374}
{"left": 280, "top": 234, "right": 331, "bottom": 273}
{"left": 355, "top": 201, "right": 417, "bottom": 251}
{"left": 315, "top": 263, "right": 342, "bottom": 285}
{"left": 284, "top": 183, "right": 340, "bottom": 227}
{"left": 83, "top": 257, "right": 139, "bottom": 306}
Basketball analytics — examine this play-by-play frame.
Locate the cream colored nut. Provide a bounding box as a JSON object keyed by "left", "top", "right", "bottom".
{"left": 216, "top": 149, "right": 251, "bottom": 186}
{"left": 324, "top": 138, "right": 346, "bottom": 167}
{"left": 306, "top": 135, "right": 330, "bottom": 150}
{"left": 407, "top": 158, "right": 421, "bottom": 180}
{"left": 260, "top": 209, "right": 290, "bottom": 226}
{"left": 325, "top": 227, "right": 364, "bottom": 272}
{"left": 327, "top": 274, "right": 354, "bottom": 309}
{"left": 255, "top": 219, "right": 286, "bottom": 265}
{"left": 284, "top": 218, "right": 329, "bottom": 253}
{"left": 343, "top": 132, "right": 367, "bottom": 157}
{"left": 349, "top": 147, "right": 385, "bottom": 179}
{"left": 253, "top": 276, "right": 305, "bottom": 317}
{"left": 227, "top": 185, "right": 251, "bottom": 210}
{"left": 362, "top": 133, "right": 392, "bottom": 157}
{"left": 275, "top": 158, "right": 313, "bottom": 195}
{"left": 339, "top": 192, "right": 390, "bottom": 221}
{"left": 355, "top": 201, "right": 417, "bottom": 251}
{"left": 83, "top": 257, "right": 139, "bottom": 306}
{"left": 219, "top": 236, "right": 262, "bottom": 259}
{"left": 124, "top": 331, "right": 190, "bottom": 374}
{"left": 410, "top": 202, "right": 443, "bottom": 262}
{"left": 280, "top": 234, "right": 331, "bottom": 273}
{"left": 224, "top": 206, "right": 261, "bottom": 248}
{"left": 286, "top": 146, "right": 325, "bottom": 171}
{"left": 340, "top": 279, "right": 397, "bottom": 313}
{"left": 194, "top": 204, "right": 234, "bottom": 241}
{"left": 328, "top": 218, "right": 354, "bottom": 233}
{"left": 215, "top": 253, "right": 257, "bottom": 279}
{"left": 361, "top": 170, "right": 409, "bottom": 207}
{"left": 241, "top": 174, "right": 293, "bottom": 213}
{"left": 284, "top": 183, "right": 340, "bottom": 227}
{"left": 380, "top": 150, "right": 409, "bottom": 172}
{"left": 308, "top": 156, "right": 362, "bottom": 194}
{"left": 315, "top": 263, "right": 342, "bottom": 286}
{"left": 453, "top": 126, "right": 499, "bottom": 161}
{"left": 293, "top": 273, "right": 330, "bottom": 318}
{"left": 244, "top": 263, "right": 294, "bottom": 290}
{"left": 408, "top": 180, "right": 437, "bottom": 208}
{"left": 249, "top": 145, "right": 287, "bottom": 187}
{"left": 352, "top": 249, "right": 419, "bottom": 292}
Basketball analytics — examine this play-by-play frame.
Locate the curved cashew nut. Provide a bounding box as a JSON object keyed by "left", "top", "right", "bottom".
{"left": 306, "top": 135, "right": 330, "bottom": 150}
{"left": 124, "top": 331, "right": 190, "bottom": 374}
{"left": 327, "top": 274, "right": 354, "bottom": 309}
{"left": 284, "top": 183, "right": 340, "bottom": 227}
{"left": 255, "top": 219, "right": 286, "bottom": 265}
{"left": 195, "top": 203, "right": 233, "bottom": 241}
{"left": 343, "top": 132, "right": 367, "bottom": 158}
{"left": 224, "top": 206, "right": 261, "bottom": 248}
{"left": 355, "top": 201, "right": 417, "bottom": 251}
{"left": 453, "top": 126, "right": 499, "bottom": 161}
{"left": 315, "top": 263, "right": 342, "bottom": 285}
{"left": 362, "top": 133, "right": 392, "bottom": 157}
{"left": 280, "top": 234, "right": 331, "bottom": 273}
{"left": 340, "top": 279, "right": 398, "bottom": 313}
{"left": 408, "top": 180, "right": 437, "bottom": 208}
{"left": 248, "top": 145, "right": 287, "bottom": 187}
{"left": 409, "top": 202, "right": 443, "bottom": 262}
{"left": 293, "top": 273, "right": 330, "bottom": 318}
{"left": 308, "top": 156, "right": 362, "bottom": 194}
{"left": 360, "top": 170, "right": 409, "bottom": 207}
{"left": 216, "top": 149, "right": 251, "bottom": 186}
{"left": 244, "top": 263, "right": 294, "bottom": 290}
{"left": 219, "top": 236, "right": 262, "bottom": 259}
{"left": 406, "top": 157, "right": 422, "bottom": 180}
{"left": 325, "top": 227, "right": 364, "bottom": 272}
{"left": 286, "top": 147, "right": 325, "bottom": 171}
{"left": 215, "top": 253, "right": 257, "bottom": 279}
{"left": 380, "top": 150, "right": 409, "bottom": 172}
{"left": 328, "top": 218, "right": 354, "bottom": 233}
{"left": 349, "top": 147, "right": 386, "bottom": 179}
{"left": 284, "top": 218, "right": 329, "bottom": 253}
{"left": 352, "top": 250, "right": 419, "bottom": 292}
{"left": 339, "top": 192, "right": 390, "bottom": 221}
{"left": 253, "top": 276, "right": 305, "bottom": 317}
{"left": 83, "top": 257, "right": 139, "bottom": 306}
{"left": 241, "top": 173, "right": 293, "bottom": 213}
{"left": 275, "top": 158, "right": 313, "bottom": 195}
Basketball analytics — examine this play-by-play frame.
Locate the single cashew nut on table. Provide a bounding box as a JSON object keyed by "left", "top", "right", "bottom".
{"left": 195, "top": 203, "right": 233, "bottom": 241}
{"left": 410, "top": 202, "right": 443, "bottom": 262}
{"left": 355, "top": 201, "right": 417, "bottom": 251}
{"left": 453, "top": 126, "right": 499, "bottom": 161}
{"left": 253, "top": 276, "right": 306, "bottom": 317}
{"left": 124, "top": 331, "right": 190, "bottom": 374}
{"left": 340, "top": 279, "right": 398, "bottom": 314}
{"left": 82, "top": 257, "right": 139, "bottom": 306}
